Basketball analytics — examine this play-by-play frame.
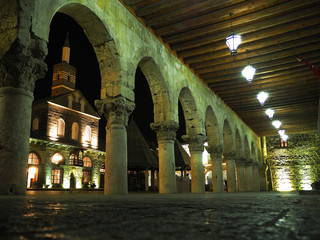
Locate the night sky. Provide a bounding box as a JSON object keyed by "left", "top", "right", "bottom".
{"left": 35, "top": 13, "right": 185, "bottom": 149}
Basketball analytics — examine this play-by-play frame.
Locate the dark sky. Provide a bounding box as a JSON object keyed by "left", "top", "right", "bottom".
{"left": 35, "top": 13, "right": 185, "bottom": 148}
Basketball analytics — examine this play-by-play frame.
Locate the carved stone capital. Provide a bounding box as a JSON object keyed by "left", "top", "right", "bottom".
{"left": 236, "top": 158, "right": 246, "bottom": 167}
{"left": 205, "top": 145, "right": 223, "bottom": 155}
{"left": 224, "top": 151, "right": 236, "bottom": 160}
{"left": 95, "top": 96, "right": 135, "bottom": 127}
{"left": 150, "top": 120, "right": 179, "bottom": 141}
{"left": 0, "top": 13, "right": 48, "bottom": 93}
{"left": 182, "top": 134, "right": 207, "bottom": 152}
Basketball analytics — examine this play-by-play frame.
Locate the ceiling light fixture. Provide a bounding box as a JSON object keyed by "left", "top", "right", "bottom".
{"left": 278, "top": 129, "right": 285, "bottom": 136}
{"left": 266, "top": 108, "right": 275, "bottom": 119}
{"left": 281, "top": 134, "right": 288, "bottom": 141}
{"left": 242, "top": 50, "right": 256, "bottom": 83}
{"left": 272, "top": 120, "right": 282, "bottom": 129}
{"left": 226, "top": 13, "right": 241, "bottom": 56}
{"left": 257, "top": 91, "right": 268, "bottom": 106}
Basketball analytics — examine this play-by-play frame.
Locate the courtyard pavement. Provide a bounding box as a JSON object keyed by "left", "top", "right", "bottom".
{"left": 0, "top": 191, "right": 319, "bottom": 240}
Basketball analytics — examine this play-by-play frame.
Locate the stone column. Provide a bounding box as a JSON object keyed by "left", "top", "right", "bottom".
{"left": 151, "top": 120, "right": 178, "bottom": 194}
{"left": 206, "top": 146, "right": 224, "bottom": 192}
{"left": 245, "top": 160, "right": 254, "bottom": 191}
{"left": 258, "top": 164, "right": 268, "bottom": 191}
{"left": 224, "top": 152, "right": 237, "bottom": 192}
{"left": 236, "top": 158, "right": 246, "bottom": 192}
{"left": 95, "top": 96, "right": 135, "bottom": 195}
{"left": 182, "top": 134, "right": 207, "bottom": 193}
{"left": 252, "top": 163, "right": 260, "bottom": 191}
{"left": 0, "top": 27, "right": 47, "bottom": 194}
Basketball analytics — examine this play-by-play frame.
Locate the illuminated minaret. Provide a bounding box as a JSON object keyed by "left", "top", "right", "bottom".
{"left": 51, "top": 33, "right": 76, "bottom": 96}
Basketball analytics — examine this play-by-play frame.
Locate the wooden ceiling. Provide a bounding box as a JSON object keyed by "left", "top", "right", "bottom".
{"left": 119, "top": 0, "right": 320, "bottom": 136}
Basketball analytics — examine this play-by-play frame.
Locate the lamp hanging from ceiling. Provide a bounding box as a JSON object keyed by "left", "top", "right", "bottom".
{"left": 242, "top": 50, "right": 256, "bottom": 83}
{"left": 281, "top": 134, "right": 288, "bottom": 141}
{"left": 257, "top": 91, "right": 268, "bottom": 106}
{"left": 272, "top": 120, "right": 282, "bottom": 129}
{"left": 265, "top": 108, "right": 275, "bottom": 119}
{"left": 278, "top": 129, "right": 285, "bottom": 136}
{"left": 226, "top": 13, "right": 241, "bottom": 56}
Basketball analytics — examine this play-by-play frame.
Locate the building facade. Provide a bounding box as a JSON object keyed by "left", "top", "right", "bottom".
{"left": 27, "top": 35, "right": 105, "bottom": 190}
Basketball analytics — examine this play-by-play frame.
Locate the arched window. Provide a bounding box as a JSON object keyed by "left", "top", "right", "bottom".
{"left": 57, "top": 118, "right": 65, "bottom": 137}
{"left": 51, "top": 153, "right": 64, "bottom": 165}
{"left": 100, "top": 163, "right": 105, "bottom": 173}
{"left": 71, "top": 122, "right": 79, "bottom": 140}
{"left": 84, "top": 125, "right": 91, "bottom": 142}
{"left": 83, "top": 157, "right": 92, "bottom": 168}
{"left": 68, "top": 95, "right": 73, "bottom": 109}
{"left": 80, "top": 99, "right": 85, "bottom": 112}
{"left": 28, "top": 152, "right": 39, "bottom": 165}
{"left": 32, "top": 118, "right": 39, "bottom": 131}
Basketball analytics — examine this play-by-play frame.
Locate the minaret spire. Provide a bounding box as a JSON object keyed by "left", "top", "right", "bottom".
{"left": 62, "top": 33, "right": 70, "bottom": 63}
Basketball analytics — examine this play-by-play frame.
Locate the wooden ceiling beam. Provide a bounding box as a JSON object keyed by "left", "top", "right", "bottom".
{"left": 191, "top": 41, "right": 320, "bottom": 70}
{"left": 156, "top": 0, "right": 290, "bottom": 37}
{"left": 164, "top": 0, "right": 308, "bottom": 45}
{"left": 147, "top": 0, "right": 245, "bottom": 28}
{"left": 184, "top": 27, "right": 320, "bottom": 65}
{"left": 171, "top": 6, "right": 320, "bottom": 51}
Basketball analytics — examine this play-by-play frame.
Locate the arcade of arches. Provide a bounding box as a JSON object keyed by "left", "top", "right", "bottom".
{"left": 0, "top": 0, "right": 264, "bottom": 195}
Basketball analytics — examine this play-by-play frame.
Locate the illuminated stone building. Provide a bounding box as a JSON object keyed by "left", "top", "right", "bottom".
{"left": 27, "top": 35, "right": 105, "bottom": 189}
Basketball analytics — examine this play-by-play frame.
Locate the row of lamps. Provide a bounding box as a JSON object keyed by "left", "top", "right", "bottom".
{"left": 225, "top": 13, "right": 288, "bottom": 142}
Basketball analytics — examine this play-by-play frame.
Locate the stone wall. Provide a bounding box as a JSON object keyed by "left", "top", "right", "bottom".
{"left": 266, "top": 131, "right": 320, "bottom": 191}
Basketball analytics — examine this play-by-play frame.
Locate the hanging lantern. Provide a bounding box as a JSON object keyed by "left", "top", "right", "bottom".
{"left": 281, "top": 134, "right": 288, "bottom": 141}
{"left": 272, "top": 120, "right": 282, "bottom": 129}
{"left": 226, "top": 33, "right": 241, "bottom": 56}
{"left": 278, "top": 129, "right": 285, "bottom": 136}
{"left": 257, "top": 91, "right": 268, "bottom": 106}
{"left": 265, "top": 108, "right": 275, "bottom": 119}
{"left": 242, "top": 65, "right": 256, "bottom": 83}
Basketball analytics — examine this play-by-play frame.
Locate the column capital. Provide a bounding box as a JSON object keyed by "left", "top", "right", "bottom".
{"left": 150, "top": 120, "right": 179, "bottom": 141}
{"left": 245, "top": 159, "right": 254, "bottom": 166}
{"left": 0, "top": 37, "right": 47, "bottom": 92}
{"left": 224, "top": 151, "right": 236, "bottom": 160}
{"left": 236, "top": 158, "right": 246, "bottom": 166}
{"left": 182, "top": 134, "right": 207, "bottom": 152}
{"left": 206, "top": 145, "right": 223, "bottom": 155}
{"left": 95, "top": 95, "right": 135, "bottom": 127}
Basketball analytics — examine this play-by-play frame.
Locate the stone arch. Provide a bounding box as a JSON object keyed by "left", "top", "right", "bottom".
{"left": 223, "top": 119, "right": 233, "bottom": 155}
{"left": 53, "top": 3, "right": 121, "bottom": 99}
{"left": 137, "top": 57, "right": 172, "bottom": 123}
{"left": 205, "top": 106, "right": 220, "bottom": 147}
{"left": 244, "top": 136, "right": 250, "bottom": 160}
{"left": 235, "top": 129, "right": 243, "bottom": 159}
{"left": 178, "top": 87, "right": 201, "bottom": 135}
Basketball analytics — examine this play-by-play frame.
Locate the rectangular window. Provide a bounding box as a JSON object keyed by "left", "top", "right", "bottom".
{"left": 83, "top": 170, "right": 91, "bottom": 184}
{"left": 52, "top": 169, "right": 61, "bottom": 184}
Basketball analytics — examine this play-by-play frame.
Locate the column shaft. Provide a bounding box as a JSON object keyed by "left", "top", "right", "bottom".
{"left": 0, "top": 87, "right": 33, "bottom": 195}
{"left": 252, "top": 165, "right": 260, "bottom": 191}
{"left": 158, "top": 140, "right": 176, "bottom": 193}
{"left": 245, "top": 165, "right": 254, "bottom": 191}
{"left": 211, "top": 156, "right": 224, "bottom": 192}
{"left": 190, "top": 151, "right": 205, "bottom": 193}
{"left": 226, "top": 159, "right": 237, "bottom": 192}
{"left": 236, "top": 164, "right": 246, "bottom": 192}
{"left": 105, "top": 124, "right": 128, "bottom": 194}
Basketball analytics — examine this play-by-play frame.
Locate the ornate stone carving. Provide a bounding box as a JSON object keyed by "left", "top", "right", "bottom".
{"left": 182, "top": 134, "right": 207, "bottom": 152}
{"left": 150, "top": 120, "right": 179, "bottom": 141}
{"left": 205, "top": 145, "right": 223, "bottom": 154}
{"left": 95, "top": 95, "right": 135, "bottom": 127}
{"left": 0, "top": 0, "right": 47, "bottom": 92}
{"left": 224, "top": 151, "right": 236, "bottom": 160}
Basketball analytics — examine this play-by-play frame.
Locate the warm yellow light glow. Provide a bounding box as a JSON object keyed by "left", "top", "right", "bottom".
{"left": 299, "top": 167, "right": 313, "bottom": 190}
{"left": 276, "top": 169, "right": 293, "bottom": 191}
{"left": 52, "top": 153, "right": 63, "bottom": 164}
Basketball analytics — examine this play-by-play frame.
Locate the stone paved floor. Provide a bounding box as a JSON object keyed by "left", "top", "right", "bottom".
{"left": 0, "top": 191, "right": 319, "bottom": 240}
